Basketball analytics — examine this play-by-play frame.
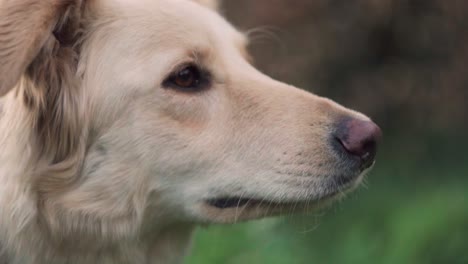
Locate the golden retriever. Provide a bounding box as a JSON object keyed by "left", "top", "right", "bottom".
{"left": 0, "top": 0, "right": 381, "bottom": 263}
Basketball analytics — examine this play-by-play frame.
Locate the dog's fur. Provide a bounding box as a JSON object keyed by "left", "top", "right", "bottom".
{"left": 0, "top": 0, "right": 374, "bottom": 263}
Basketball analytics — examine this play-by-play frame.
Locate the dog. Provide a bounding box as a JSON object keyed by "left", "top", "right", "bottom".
{"left": 0, "top": 0, "right": 381, "bottom": 263}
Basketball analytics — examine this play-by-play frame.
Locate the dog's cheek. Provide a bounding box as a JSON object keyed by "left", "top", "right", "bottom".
{"left": 37, "top": 138, "right": 150, "bottom": 245}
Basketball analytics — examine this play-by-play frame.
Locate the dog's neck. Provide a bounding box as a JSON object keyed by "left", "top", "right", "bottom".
{"left": 0, "top": 94, "right": 40, "bottom": 263}
{"left": 0, "top": 94, "right": 35, "bottom": 177}
{"left": 0, "top": 94, "right": 195, "bottom": 264}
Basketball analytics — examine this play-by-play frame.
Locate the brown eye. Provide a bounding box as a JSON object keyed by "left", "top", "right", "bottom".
{"left": 163, "top": 64, "right": 211, "bottom": 92}
{"left": 167, "top": 65, "right": 202, "bottom": 90}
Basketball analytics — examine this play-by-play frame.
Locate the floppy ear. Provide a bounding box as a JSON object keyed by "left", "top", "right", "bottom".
{"left": 0, "top": 0, "right": 78, "bottom": 96}
{"left": 0, "top": 0, "right": 86, "bottom": 226}
{"left": 192, "top": 0, "right": 220, "bottom": 11}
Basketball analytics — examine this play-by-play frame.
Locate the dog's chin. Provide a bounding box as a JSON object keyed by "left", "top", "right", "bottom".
{"left": 196, "top": 168, "right": 370, "bottom": 224}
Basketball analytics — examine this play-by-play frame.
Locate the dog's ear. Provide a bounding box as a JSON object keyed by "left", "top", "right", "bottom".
{"left": 0, "top": 0, "right": 84, "bottom": 158}
{"left": 0, "top": 0, "right": 87, "bottom": 217}
{"left": 0, "top": 0, "right": 80, "bottom": 96}
{"left": 1, "top": 0, "right": 93, "bottom": 242}
{"left": 192, "top": 0, "right": 220, "bottom": 11}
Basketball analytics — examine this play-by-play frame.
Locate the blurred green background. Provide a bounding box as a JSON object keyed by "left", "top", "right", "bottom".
{"left": 187, "top": 0, "right": 468, "bottom": 263}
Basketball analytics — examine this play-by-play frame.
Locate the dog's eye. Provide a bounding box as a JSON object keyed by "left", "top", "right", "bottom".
{"left": 173, "top": 66, "right": 200, "bottom": 88}
{"left": 164, "top": 64, "right": 207, "bottom": 91}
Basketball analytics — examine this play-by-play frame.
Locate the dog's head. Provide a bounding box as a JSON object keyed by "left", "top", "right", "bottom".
{"left": 0, "top": 0, "right": 381, "bottom": 240}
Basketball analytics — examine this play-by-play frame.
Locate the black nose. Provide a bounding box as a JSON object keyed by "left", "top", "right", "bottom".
{"left": 334, "top": 119, "right": 382, "bottom": 169}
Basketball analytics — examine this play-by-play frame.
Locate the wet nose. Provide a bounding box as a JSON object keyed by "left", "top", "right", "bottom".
{"left": 335, "top": 119, "right": 382, "bottom": 169}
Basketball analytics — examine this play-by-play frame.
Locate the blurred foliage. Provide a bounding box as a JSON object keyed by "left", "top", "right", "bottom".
{"left": 186, "top": 0, "right": 468, "bottom": 263}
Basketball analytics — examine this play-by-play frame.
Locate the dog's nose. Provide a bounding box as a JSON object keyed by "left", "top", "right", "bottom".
{"left": 335, "top": 119, "right": 382, "bottom": 169}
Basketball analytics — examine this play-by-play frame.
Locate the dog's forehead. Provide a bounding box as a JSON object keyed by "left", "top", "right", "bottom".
{"left": 84, "top": 0, "right": 249, "bottom": 93}
{"left": 93, "top": 0, "right": 245, "bottom": 51}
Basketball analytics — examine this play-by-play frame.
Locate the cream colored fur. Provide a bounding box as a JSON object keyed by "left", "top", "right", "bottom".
{"left": 0, "top": 0, "right": 372, "bottom": 263}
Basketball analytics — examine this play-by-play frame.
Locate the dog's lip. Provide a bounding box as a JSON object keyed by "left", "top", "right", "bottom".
{"left": 204, "top": 170, "right": 370, "bottom": 210}
{"left": 204, "top": 191, "right": 340, "bottom": 210}
{"left": 205, "top": 197, "right": 303, "bottom": 210}
{"left": 206, "top": 197, "right": 253, "bottom": 209}
{"left": 204, "top": 197, "right": 312, "bottom": 209}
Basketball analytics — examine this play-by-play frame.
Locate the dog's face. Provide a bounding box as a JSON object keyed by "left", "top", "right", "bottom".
{"left": 0, "top": 0, "right": 381, "bottom": 235}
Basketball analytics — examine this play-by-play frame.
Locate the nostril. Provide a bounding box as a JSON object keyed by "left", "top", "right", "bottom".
{"left": 362, "top": 140, "right": 377, "bottom": 157}
{"left": 360, "top": 138, "right": 377, "bottom": 165}
{"left": 334, "top": 118, "right": 382, "bottom": 168}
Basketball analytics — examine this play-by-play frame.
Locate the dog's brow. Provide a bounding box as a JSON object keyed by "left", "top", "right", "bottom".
{"left": 188, "top": 48, "right": 211, "bottom": 63}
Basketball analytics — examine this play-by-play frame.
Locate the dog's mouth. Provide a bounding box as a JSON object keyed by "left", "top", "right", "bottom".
{"left": 204, "top": 192, "right": 338, "bottom": 210}
{"left": 200, "top": 194, "right": 337, "bottom": 223}
{"left": 204, "top": 171, "right": 369, "bottom": 211}
{"left": 206, "top": 197, "right": 247, "bottom": 209}
{"left": 206, "top": 197, "right": 268, "bottom": 209}
{"left": 196, "top": 170, "right": 370, "bottom": 223}
{"left": 200, "top": 194, "right": 343, "bottom": 223}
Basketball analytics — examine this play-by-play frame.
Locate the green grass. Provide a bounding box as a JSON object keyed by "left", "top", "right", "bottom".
{"left": 186, "top": 142, "right": 468, "bottom": 264}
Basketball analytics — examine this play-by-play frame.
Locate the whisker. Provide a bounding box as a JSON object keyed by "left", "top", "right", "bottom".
{"left": 361, "top": 178, "right": 370, "bottom": 189}
{"left": 234, "top": 190, "right": 248, "bottom": 224}
{"left": 245, "top": 26, "right": 288, "bottom": 53}
{"left": 299, "top": 221, "right": 320, "bottom": 234}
